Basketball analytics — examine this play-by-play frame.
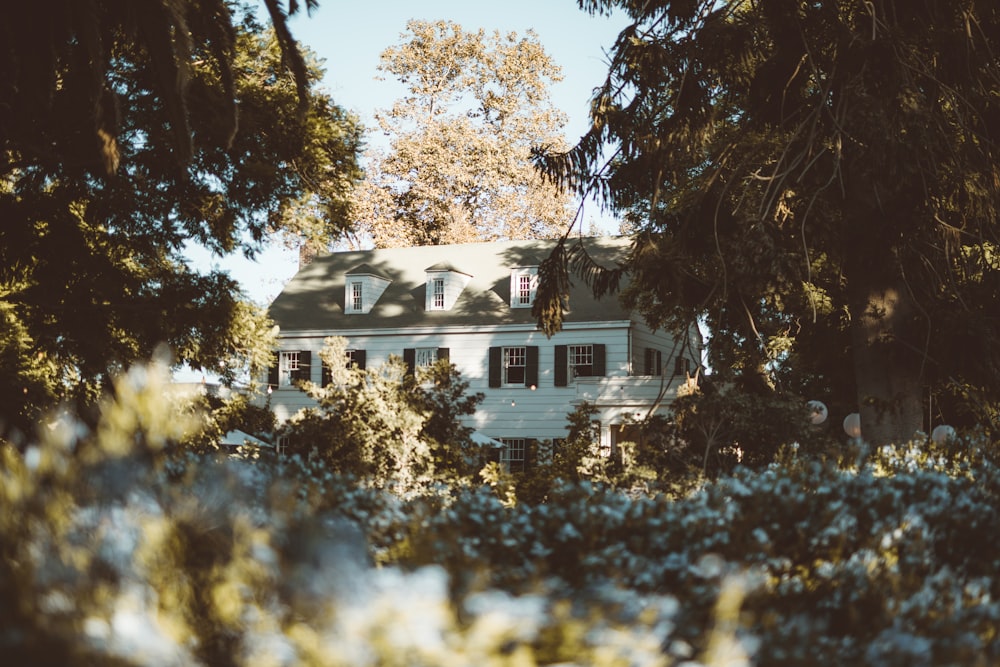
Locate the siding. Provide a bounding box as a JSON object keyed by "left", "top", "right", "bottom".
{"left": 267, "top": 324, "right": 635, "bottom": 440}
{"left": 630, "top": 321, "right": 701, "bottom": 378}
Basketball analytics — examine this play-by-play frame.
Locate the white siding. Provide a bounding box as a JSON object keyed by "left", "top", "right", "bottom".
{"left": 265, "top": 320, "right": 700, "bottom": 444}
{"left": 630, "top": 321, "right": 701, "bottom": 378}
{"left": 268, "top": 323, "right": 634, "bottom": 441}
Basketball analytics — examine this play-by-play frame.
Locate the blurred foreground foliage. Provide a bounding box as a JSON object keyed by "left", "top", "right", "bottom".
{"left": 3, "top": 358, "right": 1000, "bottom": 665}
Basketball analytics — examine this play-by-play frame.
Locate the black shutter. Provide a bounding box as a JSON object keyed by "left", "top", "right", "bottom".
{"left": 321, "top": 362, "right": 332, "bottom": 387}
{"left": 294, "top": 351, "right": 311, "bottom": 383}
{"left": 488, "top": 346, "right": 502, "bottom": 388}
{"left": 403, "top": 348, "right": 415, "bottom": 375}
{"left": 644, "top": 348, "right": 662, "bottom": 376}
{"left": 437, "top": 347, "right": 450, "bottom": 363}
{"left": 554, "top": 345, "right": 568, "bottom": 387}
{"left": 592, "top": 344, "right": 606, "bottom": 376}
{"left": 267, "top": 354, "right": 279, "bottom": 389}
{"left": 355, "top": 349, "right": 367, "bottom": 370}
{"left": 674, "top": 355, "right": 690, "bottom": 376}
{"left": 525, "top": 346, "right": 539, "bottom": 388}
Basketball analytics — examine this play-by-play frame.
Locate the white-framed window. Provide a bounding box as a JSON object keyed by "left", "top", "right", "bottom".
{"left": 279, "top": 351, "right": 300, "bottom": 387}
{"left": 503, "top": 346, "right": 526, "bottom": 385}
{"left": 276, "top": 436, "right": 289, "bottom": 456}
{"left": 346, "top": 349, "right": 360, "bottom": 368}
{"left": 509, "top": 268, "right": 538, "bottom": 308}
{"left": 346, "top": 280, "right": 363, "bottom": 313}
{"left": 414, "top": 347, "right": 438, "bottom": 368}
{"left": 568, "top": 344, "right": 594, "bottom": 380}
{"left": 431, "top": 277, "right": 445, "bottom": 310}
{"left": 500, "top": 438, "right": 526, "bottom": 473}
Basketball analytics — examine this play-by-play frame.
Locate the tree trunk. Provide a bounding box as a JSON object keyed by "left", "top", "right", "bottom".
{"left": 849, "top": 279, "right": 925, "bottom": 445}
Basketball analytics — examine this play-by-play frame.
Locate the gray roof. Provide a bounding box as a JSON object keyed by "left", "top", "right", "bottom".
{"left": 268, "top": 236, "right": 633, "bottom": 332}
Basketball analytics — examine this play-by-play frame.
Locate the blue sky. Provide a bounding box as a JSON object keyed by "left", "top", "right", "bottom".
{"left": 189, "top": 1, "right": 627, "bottom": 307}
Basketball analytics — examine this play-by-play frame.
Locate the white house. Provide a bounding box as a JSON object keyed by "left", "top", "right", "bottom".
{"left": 263, "top": 237, "right": 701, "bottom": 469}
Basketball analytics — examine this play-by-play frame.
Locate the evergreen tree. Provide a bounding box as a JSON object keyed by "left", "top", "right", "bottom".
{"left": 537, "top": 0, "right": 1000, "bottom": 444}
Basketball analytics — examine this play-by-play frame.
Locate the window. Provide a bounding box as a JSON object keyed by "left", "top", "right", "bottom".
{"left": 275, "top": 436, "right": 289, "bottom": 456}
{"left": 414, "top": 347, "right": 438, "bottom": 368}
{"left": 270, "top": 350, "right": 310, "bottom": 387}
{"left": 503, "top": 346, "right": 525, "bottom": 385}
{"left": 488, "top": 346, "right": 538, "bottom": 388}
{"left": 348, "top": 281, "right": 363, "bottom": 312}
{"left": 500, "top": 438, "right": 526, "bottom": 473}
{"left": 323, "top": 349, "right": 367, "bottom": 386}
{"left": 569, "top": 344, "right": 594, "bottom": 379}
{"left": 554, "top": 344, "right": 605, "bottom": 387}
{"left": 509, "top": 268, "right": 538, "bottom": 308}
{"left": 644, "top": 348, "right": 662, "bottom": 376}
{"left": 403, "top": 347, "right": 449, "bottom": 375}
{"left": 279, "top": 351, "right": 300, "bottom": 386}
{"left": 517, "top": 274, "right": 532, "bottom": 305}
{"left": 431, "top": 278, "right": 445, "bottom": 310}
{"left": 346, "top": 349, "right": 364, "bottom": 368}
{"left": 674, "top": 355, "right": 691, "bottom": 376}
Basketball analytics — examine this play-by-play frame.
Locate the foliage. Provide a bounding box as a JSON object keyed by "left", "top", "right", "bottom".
{"left": 278, "top": 337, "right": 486, "bottom": 491}
{"left": 352, "top": 19, "right": 575, "bottom": 247}
{"left": 536, "top": 0, "right": 1000, "bottom": 444}
{"left": 5, "top": 357, "right": 1000, "bottom": 665}
{"left": 0, "top": 4, "right": 364, "bottom": 438}
{"left": 662, "top": 378, "right": 840, "bottom": 477}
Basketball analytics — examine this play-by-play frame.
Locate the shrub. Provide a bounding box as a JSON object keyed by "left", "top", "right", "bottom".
{"left": 3, "top": 356, "right": 1000, "bottom": 665}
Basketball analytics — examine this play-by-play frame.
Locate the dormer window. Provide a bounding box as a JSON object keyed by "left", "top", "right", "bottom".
{"left": 425, "top": 263, "right": 472, "bottom": 312}
{"left": 431, "top": 277, "right": 445, "bottom": 310}
{"left": 348, "top": 280, "right": 363, "bottom": 313}
{"left": 344, "top": 264, "right": 391, "bottom": 315}
{"left": 510, "top": 267, "right": 538, "bottom": 308}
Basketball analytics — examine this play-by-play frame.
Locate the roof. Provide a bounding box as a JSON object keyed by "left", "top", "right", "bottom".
{"left": 268, "top": 236, "right": 633, "bottom": 332}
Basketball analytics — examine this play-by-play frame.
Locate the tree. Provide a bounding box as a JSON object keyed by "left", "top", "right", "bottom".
{"left": 537, "top": 0, "right": 1000, "bottom": 444}
{"left": 353, "top": 19, "right": 575, "bottom": 248}
{"left": 279, "top": 337, "right": 485, "bottom": 489}
{"left": 0, "top": 3, "right": 364, "bottom": 437}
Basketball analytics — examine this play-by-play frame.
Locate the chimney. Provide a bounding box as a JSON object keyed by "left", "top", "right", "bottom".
{"left": 298, "top": 240, "right": 318, "bottom": 270}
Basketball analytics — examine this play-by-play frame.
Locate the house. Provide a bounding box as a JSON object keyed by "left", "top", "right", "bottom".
{"left": 263, "top": 236, "right": 701, "bottom": 470}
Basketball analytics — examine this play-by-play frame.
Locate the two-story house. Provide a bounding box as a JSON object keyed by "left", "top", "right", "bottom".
{"left": 264, "top": 236, "right": 700, "bottom": 469}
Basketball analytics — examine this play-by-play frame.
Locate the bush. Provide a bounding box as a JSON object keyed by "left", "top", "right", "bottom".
{"left": 3, "top": 356, "right": 1000, "bottom": 665}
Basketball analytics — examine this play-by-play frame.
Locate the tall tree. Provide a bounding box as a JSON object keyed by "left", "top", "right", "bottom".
{"left": 0, "top": 3, "right": 363, "bottom": 437}
{"left": 537, "top": 1, "right": 1000, "bottom": 444}
{"left": 354, "top": 19, "right": 574, "bottom": 248}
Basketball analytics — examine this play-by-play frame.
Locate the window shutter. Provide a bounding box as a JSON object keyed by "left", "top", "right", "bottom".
{"left": 321, "top": 362, "right": 332, "bottom": 387}
{"left": 674, "top": 355, "right": 690, "bottom": 376}
{"left": 644, "top": 348, "right": 662, "bottom": 376}
{"left": 554, "top": 345, "right": 568, "bottom": 387}
{"left": 295, "top": 351, "right": 311, "bottom": 383}
{"left": 437, "top": 347, "right": 450, "bottom": 363}
{"left": 403, "top": 348, "right": 415, "bottom": 375}
{"left": 592, "top": 344, "right": 606, "bottom": 376}
{"left": 267, "top": 354, "right": 279, "bottom": 389}
{"left": 355, "top": 349, "right": 367, "bottom": 370}
{"left": 525, "top": 346, "right": 539, "bottom": 387}
{"left": 488, "top": 347, "right": 502, "bottom": 388}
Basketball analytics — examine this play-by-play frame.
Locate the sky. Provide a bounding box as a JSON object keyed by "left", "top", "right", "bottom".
{"left": 188, "top": 0, "right": 629, "bottom": 307}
